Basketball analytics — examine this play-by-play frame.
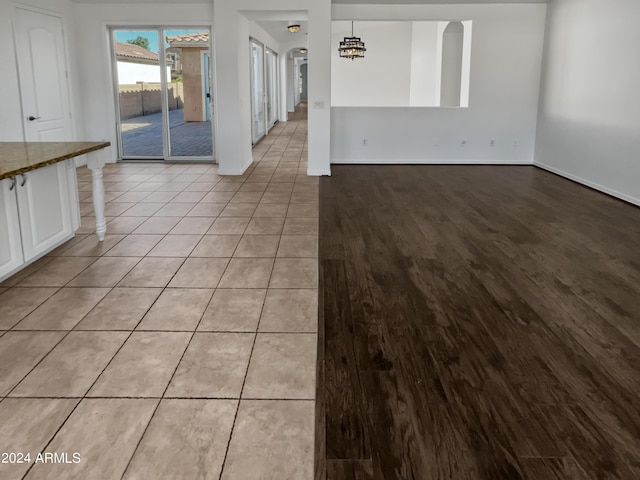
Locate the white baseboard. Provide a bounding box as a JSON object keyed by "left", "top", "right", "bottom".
{"left": 534, "top": 161, "right": 640, "bottom": 207}
{"left": 330, "top": 159, "right": 532, "bottom": 165}
{"left": 307, "top": 168, "right": 332, "bottom": 176}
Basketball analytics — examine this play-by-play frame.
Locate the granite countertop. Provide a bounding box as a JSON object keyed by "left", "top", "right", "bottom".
{"left": 0, "top": 141, "right": 111, "bottom": 181}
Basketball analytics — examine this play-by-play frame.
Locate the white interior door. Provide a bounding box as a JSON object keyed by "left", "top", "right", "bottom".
{"left": 13, "top": 6, "right": 72, "bottom": 141}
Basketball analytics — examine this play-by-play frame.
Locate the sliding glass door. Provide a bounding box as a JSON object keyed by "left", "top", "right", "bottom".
{"left": 250, "top": 39, "right": 266, "bottom": 144}
{"left": 112, "top": 27, "right": 214, "bottom": 160}
{"left": 250, "top": 40, "right": 280, "bottom": 145}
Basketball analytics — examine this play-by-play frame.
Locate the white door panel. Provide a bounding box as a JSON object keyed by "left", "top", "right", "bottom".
{"left": 13, "top": 7, "right": 71, "bottom": 141}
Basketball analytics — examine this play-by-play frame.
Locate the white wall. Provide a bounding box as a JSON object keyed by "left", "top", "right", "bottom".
{"left": 332, "top": 21, "right": 412, "bottom": 107}
{"left": 534, "top": 0, "right": 640, "bottom": 206}
{"left": 308, "top": 0, "right": 332, "bottom": 176}
{"left": 331, "top": 3, "right": 546, "bottom": 165}
{"left": 1, "top": 0, "right": 79, "bottom": 142}
{"left": 409, "top": 22, "right": 439, "bottom": 107}
{"left": 116, "top": 62, "right": 170, "bottom": 84}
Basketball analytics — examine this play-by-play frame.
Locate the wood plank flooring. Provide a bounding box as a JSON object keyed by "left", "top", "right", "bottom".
{"left": 316, "top": 165, "right": 640, "bottom": 480}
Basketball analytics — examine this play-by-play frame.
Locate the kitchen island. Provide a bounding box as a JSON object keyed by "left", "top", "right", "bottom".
{"left": 0, "top": 141, "right": 110, "bottom": 282}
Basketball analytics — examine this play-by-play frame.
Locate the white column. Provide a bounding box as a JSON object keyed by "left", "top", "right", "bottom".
{"left": 307, "top": 0, "right": 332, "bottom": 176}
{"left": 213, "top": 1, "right": 253, "bottom": 175}
{"left": 85, "top": 149, "right": 107, "bottom": 241}
{"left": 279, "top": 53, "right": 288, "bottom": 122}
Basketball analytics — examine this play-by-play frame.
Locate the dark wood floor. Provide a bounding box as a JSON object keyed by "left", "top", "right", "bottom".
{"left": 316, "top": 165, "right": 640, "bottom": 480}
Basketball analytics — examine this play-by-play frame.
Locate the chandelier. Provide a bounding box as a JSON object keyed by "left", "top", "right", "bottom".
{"left": 339, "top": 21, "right": 366, "bottom": 60}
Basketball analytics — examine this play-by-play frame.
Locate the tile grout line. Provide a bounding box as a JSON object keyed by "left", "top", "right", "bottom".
{"left": 216, "top": 118, "right": 304, "bottom": 480}
{"left": 16, "top": 253, "right": 189, "bottom": 479}
{"left": 118, "top": 208, "right": 244, "bottom": 479}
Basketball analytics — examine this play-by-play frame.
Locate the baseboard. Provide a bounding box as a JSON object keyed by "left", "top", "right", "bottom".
{"left": 330, "top": 159, "right": 532, "bottom": 165}
{"left": 307, "top": 168, "right": 332, "bottom": 176}
{"left": 534, "top": 162, "right": 640, "bottom": 207}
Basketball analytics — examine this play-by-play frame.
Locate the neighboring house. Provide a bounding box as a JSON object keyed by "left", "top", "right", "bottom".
{"left": 166, "top": 32, "right": 211, "bottom": 122}
{"left": 115, "top": 41, "right": 171, "bottom": 84}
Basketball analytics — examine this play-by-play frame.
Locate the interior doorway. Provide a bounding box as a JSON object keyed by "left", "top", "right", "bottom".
{"left": 111, "top": 27, "right": 214, "bottom": 161}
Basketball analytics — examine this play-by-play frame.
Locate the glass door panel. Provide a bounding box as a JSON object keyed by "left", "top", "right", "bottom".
{"left": 250, "top": 39, "right": 266, "bottom": 144}
{"left": 265, "top": 48, "right": 278, "bottom": 129}
{"left": 113, "top": 29, "right": 164, "bottom": 158}
{"left": 164, "top": 28, "right": 213, "bottom": 158}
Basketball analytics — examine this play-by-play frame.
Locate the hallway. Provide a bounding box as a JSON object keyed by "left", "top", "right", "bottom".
{"left": 0, "top": 104, "right": 316, "bottom": 479}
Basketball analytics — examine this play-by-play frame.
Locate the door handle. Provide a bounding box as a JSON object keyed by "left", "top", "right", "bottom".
{"left": 20, "top": 174, "right": 27, "bottom": 187}
{"left": 28, "top": 115, "right": 41, "bottom": 121}
{"left": 9, "top": 177, "right": 16, "bottom": 191}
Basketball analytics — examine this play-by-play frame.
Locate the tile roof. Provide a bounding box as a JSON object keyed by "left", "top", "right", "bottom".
{"left": 166, "top": 32, "right": 210, "bottom": 45}
{"left": 115, "top": 42, "right": 160, "bottom": 63}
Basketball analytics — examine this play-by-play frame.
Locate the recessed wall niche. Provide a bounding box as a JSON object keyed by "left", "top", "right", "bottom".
{"left": 331, "top": 20, "right": 472, "bottom": 107}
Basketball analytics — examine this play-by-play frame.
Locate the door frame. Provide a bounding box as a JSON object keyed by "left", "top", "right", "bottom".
{"left": 265, "top": 47, "right": 279, "bottom": 131}
{"left": 250, "top": 38, "right": 281, "bottom": 146}
{"left": 201, "top": 50, "right": 212, "bottom": 122}
{"left": 109, "top": 25, "right": 215, "bottom": 162}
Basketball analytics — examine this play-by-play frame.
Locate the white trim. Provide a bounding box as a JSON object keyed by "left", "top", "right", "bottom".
{"left": 330, "top": 159, "right": 532, "bottom": 165}
{"left": 108, "top": 25, "right": 214, "bottom": 161}
{"left": 534, "top": 162, "right": 640, "bottom": 207}
{"left": 307, "top": 168, "right": 331, "bottom": 176}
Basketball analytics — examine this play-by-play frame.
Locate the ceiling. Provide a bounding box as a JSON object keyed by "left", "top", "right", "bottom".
{"left": 332, "top": 0, "right": 547, "bottom": 3}
{"left": 73, "top": 0, "right": 548, "bottom": 3}
{"left": 255, "top": 21, "right": 308, "bottom": 46}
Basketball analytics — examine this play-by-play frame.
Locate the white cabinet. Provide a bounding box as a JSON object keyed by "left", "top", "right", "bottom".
{"left": 0, "top": 161, "right": 75, "bottom": 282}
{"left": 16, "top": 162, "right": 72, "bottom": 260}
{"left": 0, "top": 177, "right": 24, "bottom": 279}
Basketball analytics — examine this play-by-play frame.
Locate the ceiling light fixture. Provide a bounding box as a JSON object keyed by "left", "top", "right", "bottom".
{"left": 299, "top": 48, "right": 308, "bottom": 54}
{"left": 287, "top": 24, "right": 301, "bottom": 33}
{"left": 339, "top": 21, "right": 366, "bottom": 60}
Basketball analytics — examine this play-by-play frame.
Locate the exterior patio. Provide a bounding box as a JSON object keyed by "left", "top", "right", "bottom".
{"left": 121, "top": 108, "right": 213, "bottom": 158}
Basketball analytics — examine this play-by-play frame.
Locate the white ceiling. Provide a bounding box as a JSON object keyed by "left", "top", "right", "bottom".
{"left": 255, "top": 21, "right": 309, "bottom": 46}
{"left": 73, "top": 0, "right": 548, "bottom": 3}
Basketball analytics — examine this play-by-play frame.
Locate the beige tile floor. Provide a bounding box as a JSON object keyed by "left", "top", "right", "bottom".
{"left": 0, "top": 106, "right": 317, "bottom": 480}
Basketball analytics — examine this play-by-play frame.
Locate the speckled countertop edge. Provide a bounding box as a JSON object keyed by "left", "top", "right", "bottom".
{"left": 0, "top": 141, "right": 111, "bottom": 181}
